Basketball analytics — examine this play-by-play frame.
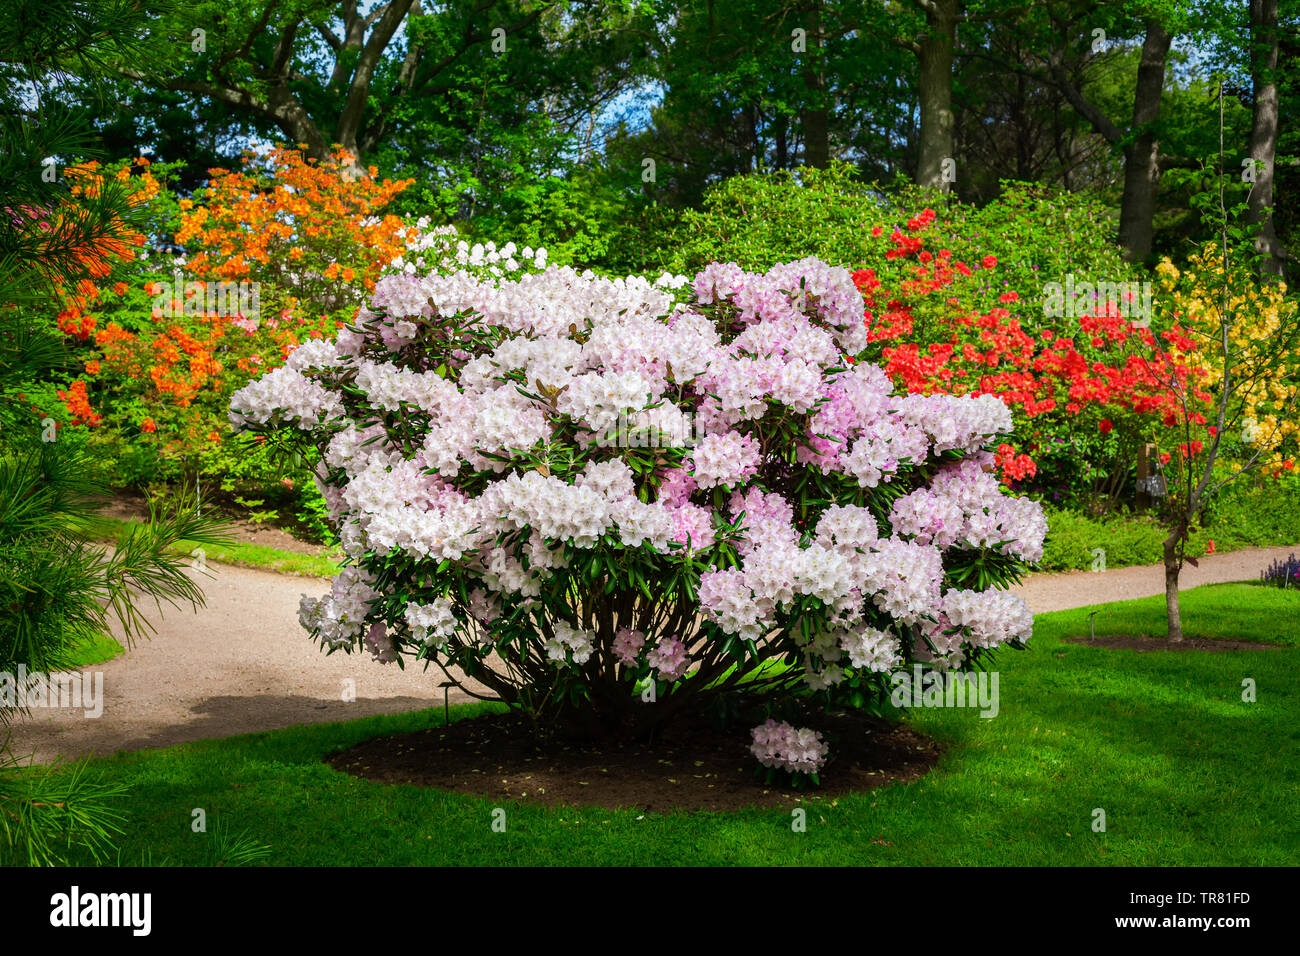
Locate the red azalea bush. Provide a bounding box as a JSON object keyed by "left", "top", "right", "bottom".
{"left": 848, "top": 213, "right": 1212, "bottom": 506}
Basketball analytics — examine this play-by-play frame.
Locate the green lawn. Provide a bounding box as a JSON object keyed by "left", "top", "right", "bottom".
{"left": 40, "top": 582, "right": 1300, "bottom": 866}
{"left": 87, "top": 515, "right": 342, "bottom": 578}
{"left": 60, "top": 631, "right": 125, "bottom": 668}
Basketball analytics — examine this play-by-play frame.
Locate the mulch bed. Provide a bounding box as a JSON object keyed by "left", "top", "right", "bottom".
{"left": 1063, "top": 634, "right": 1282, "bottom": 653}
{"left": 326, "top": 710, "right": 942, "bottom": 811}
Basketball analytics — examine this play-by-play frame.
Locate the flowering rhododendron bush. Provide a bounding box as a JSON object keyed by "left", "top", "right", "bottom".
{"left": 386, "top": 220, "right": 551, "bottom": 280}
{"left": 230, "top": 255, "right": 1046, "bottom": 779}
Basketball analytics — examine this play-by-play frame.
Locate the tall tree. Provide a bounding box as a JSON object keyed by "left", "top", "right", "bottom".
{"left": 1247, "top": 0, "right": 1289, "bottom": 280}
{"left": 801, "top": 0, "right": 830, "bottom": 167}
{"left": 614, "top": 0, "right": 911, "bottom": 206}
{"left": 1046, "top": 12, "right": 1175, "bottom": 261}
{"left": 950, "top": 10, "right": 1117, "bottom": 200}
{"left": 107, "top": 1, "right": 648, "bottom": 164}
{"left": 886, "top": 0, "right": 961, "bottom": 189}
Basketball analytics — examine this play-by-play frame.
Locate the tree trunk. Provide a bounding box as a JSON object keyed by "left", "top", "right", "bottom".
{"left": 1248, "top": 0, "right": 1288, "bottom": 281}
{"left": 266, "top": 89, "right": 332, "bottom": 162}
{"left": 801, "top": 0, "right": 829, "bottom": 168}
{"left": 1163, "top": 525, "right": 1185, "bottom": 642}
{"left": 335, "top": 0, "right": 418, "bottom": 160}
{"left": 1117, "top": 19, "right": 1172, "bottom": 262}
{"left": 915, "top": 0, "right": 958, "bottom": 189}
{"left": 1014, "top": 68, "right": 1032, "bottom": 180}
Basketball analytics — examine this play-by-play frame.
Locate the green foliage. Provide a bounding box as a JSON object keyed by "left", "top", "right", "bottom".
{"left": 611, "top": 0, "right": 912, "bottom": 208}
{"left": 0, "top": 0, "right": 155, "bottom": 311}
{"left": 647, "top": 163, "right": 890, "bottom": 273}
{"left": 465, "top": 166, "right": 647, "bottom": 275}
{"left": 0, "top": 445, "right": 232, "bottom": 688}
{"left": 291, "top": 477, "right": 338, "bottom": 545}
{"left": 200, "top": 818, "right": 272, "bottom": 867}
{"left": 894, "top": 180, "right": 1138, "bottom": 325}
{"left": 0, "top": 326, "right": 139, "bottom": 871}
{"left": 1041, "top": 505, "right": 1178, "bottom": 571}
{"left": 0, "top": 0, "right": 235, "bottom": 865}
{"left": 0, "top": 748, "right": 130, "bottom": 866}
{"left": 0, "top": 414, "right": 233, "bottom": 864}
{"left": 1040, "top": 478, "right": 1300, "bottom": 572}
{"left": 647, "top": 164, "right": 1138, "bottom": 316}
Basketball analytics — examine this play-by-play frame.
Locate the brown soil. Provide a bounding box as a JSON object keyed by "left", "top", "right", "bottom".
{"left": 326, "top": 710, "right": 942, "bottom": 811}
{"left": 1063, "top": 634, "right": 1281, "bottom": 652}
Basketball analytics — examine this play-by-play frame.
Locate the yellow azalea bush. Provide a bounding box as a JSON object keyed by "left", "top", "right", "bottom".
{"left": 1154, "top": 243, "right": 1299, "bottom": 474}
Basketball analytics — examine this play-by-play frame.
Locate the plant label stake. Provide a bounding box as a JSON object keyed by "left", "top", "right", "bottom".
{"left": 440, "top": 681, "right": 455, "bottom": 726}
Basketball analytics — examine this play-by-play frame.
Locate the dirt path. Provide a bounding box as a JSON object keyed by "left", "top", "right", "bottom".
{"left": 7, "top": 543, "right": 1296, "bottom": 766}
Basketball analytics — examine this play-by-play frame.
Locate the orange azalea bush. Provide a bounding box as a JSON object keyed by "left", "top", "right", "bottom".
{"left": 0, "top": 161, "right": 160, "bottom": 493}
{"left": 2, "top": 159, "right": 153, "bottom": 442}
{"left": 55, "top": 379, "right": 102, "bottom": 428}
{"left": 174, "top": 146, "right": 414, "bottom": 314}
{"left": 48, "top": 158, "right": 159, "bottom": 340}
{"left": 57, "top": 150, "right": 415, "bottom": 528}
{"left": 87, "top": 302, "right": 343, "bottom": 484}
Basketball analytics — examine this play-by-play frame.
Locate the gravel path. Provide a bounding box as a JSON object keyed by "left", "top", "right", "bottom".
{"left": 7, "top": 543, "right": 1296, "bottom": 766}
{"left": 1007, "top": 543, "right": 1296, "bottom": 613}
{"left": 8, "top": 564, "right": 494, "bottom": 766}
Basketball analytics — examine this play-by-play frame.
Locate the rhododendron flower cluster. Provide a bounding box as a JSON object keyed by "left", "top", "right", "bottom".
{"left": 232, "top": 251, "right": 1044, "bottom": 779}
{"left": 750, "top": 719, "right": 828, "bottom": 775}
{"left": 387, "top": 221, "right": 550, "bottom": 279}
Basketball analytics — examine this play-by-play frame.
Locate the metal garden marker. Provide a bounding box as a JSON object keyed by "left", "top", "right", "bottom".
{"left": 440, "top": 681, "right": 455, "bottom": 726}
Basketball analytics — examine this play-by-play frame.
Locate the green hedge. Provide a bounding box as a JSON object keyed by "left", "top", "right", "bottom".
{"left": 1041, "top": 482, "right": 1300, "bottom": 571}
